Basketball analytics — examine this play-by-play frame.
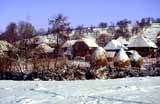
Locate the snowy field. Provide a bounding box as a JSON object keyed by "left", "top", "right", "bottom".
{"left": 0, "top": 77, "right": 160, "bottom": 104}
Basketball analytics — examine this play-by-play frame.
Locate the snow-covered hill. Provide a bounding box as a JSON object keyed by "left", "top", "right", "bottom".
{"left": 0, "top": 77, "right": 160, "bottom": 104}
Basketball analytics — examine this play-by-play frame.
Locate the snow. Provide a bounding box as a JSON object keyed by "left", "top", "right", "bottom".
{"left": 144, "top": 23, "right": 160, "bottom": 42}
{"left": 62, "top": 40, "right": 77, "bottom": 48}
{"left": 116, "top": 37, "right": 129, "bottom": 45}
{"left": 92, "top": 47, "right": 107, "bottom": 60}
{"left": 30, "top": 34, "right": 57, "bottom": 45}
{"left": 128, "top": 35, "right": 157, "bottom": 48}
{"left": 81, "top": 38, "right": 99, "bottom": 48}
{"left": 0, "top": 77, "right": 160, "bottom": 104}
{"left": 115, "top": 48, "right": 129, "bottom": 62}
{"left": 130, "top": 51, "right": 142, "bottom": 61}
{"left": 104, "top": 40, "right": 127, "bottom": 50}
{"left": 34, "top": 43, "right": 54, "bottom": 53}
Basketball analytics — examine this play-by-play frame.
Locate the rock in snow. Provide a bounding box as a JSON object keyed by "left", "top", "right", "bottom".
{"left": 0, "top": 77, "right": 160, "bottom": 104}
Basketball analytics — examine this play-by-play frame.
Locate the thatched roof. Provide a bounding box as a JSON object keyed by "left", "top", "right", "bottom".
{"left": 104, "top": 40, "right": 127, "bottom": 51}
{"left": 62, "top": 40, "right": 77, "bottom": 48}
{"left": 33, "top": 43, "right": 54, "bottom": 54}
{"left": 114, "top": 48, "right": 129, "bottom": 62}
{"left": 74, "top": 38, "right": 98, "bottom": 48}
{"left": 128, "top": 35, "right": 157, "bottom": 48}
{"left": 81, "top": 38, "right": 98, "bottom": 48}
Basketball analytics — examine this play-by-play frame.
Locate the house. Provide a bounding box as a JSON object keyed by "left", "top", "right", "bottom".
{"left": 127, "top": 35, "right": 157, "bottom": 57}
{"left": 72, "top": 38, "right": 98, "bottom": 58}
{"left": 104, "top": 40, "right": 127, "bottom": 51}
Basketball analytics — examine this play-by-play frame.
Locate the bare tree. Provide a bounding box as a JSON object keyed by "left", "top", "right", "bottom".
{"left": 49, "top": 14, "right": 70, "bottom": 53}
{"left": 18, "top": 21, "right": 36, "bottom": 39}
{"left": 99, "top": 22, "right": 108, "bottom": 28}
{"left": 36, "top": 28, "right": 47, "bottom": 36}
{"left": 48, "top": 14, "right": 70, "bottom": 66}
{"left": 0, "top": 22, "right": 19, "bottom": 43}
{"left": 114, "top": 19, "right": 131, "bottom": 39}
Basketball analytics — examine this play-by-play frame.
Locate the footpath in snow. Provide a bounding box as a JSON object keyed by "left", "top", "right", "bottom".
{"left": 0, "top": 77, "right": 160, "bottom": 104}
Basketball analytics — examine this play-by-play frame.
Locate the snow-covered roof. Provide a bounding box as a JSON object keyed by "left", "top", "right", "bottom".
{"left": 80, "top": 38, "right": 99, "bottom": 48}
{"left": 116, "top": 37, "right": 129, "bottom": 45}
{"left": 104, "top": 40, "right": 127, "bottom": 50}
{"left": 62, "top": 40, "right": 77, "bottom": 48}
{"left": 30, "top": 34, "right": 57, "bottom": 45}
{"left": 128, "top": 35, "right": 157, "bottom": 48}
{"left": 34, "top": 43, "right": 54, "bottom": 54}
{"left": 114, "top": 48, "right": 129, "bottom": 62}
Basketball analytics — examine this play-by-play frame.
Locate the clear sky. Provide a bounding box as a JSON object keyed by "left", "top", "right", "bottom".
{"left": 0, "top": 0, "right": 160, "bottom": 32}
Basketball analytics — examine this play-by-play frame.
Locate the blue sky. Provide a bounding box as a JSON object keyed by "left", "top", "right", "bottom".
{"left": 0, "top": 0, "right": 160, "bottom": 31}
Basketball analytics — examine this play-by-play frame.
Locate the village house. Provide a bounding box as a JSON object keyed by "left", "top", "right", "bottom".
{"left": 72, "top": 38, "right": 98, "bottom": 59}
{"left": 127, "top": 35, "right": 158, "bottom": 57}
{"left": 62, "top": 39, "right": 77, "bottom": 59}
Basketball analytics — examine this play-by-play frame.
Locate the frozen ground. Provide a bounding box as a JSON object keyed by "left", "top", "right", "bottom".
{"left": 0, "top": 77, "right": 160, "bottom": 104}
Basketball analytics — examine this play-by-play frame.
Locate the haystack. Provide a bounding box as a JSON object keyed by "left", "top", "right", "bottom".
{"left": 114, "top": 48, "right": 130, "bottom": 68}
{"left": 129, "top": 51, "right": 143, "bottom": 67}
{"left": 91, "top": 47, "right": 108, "bottom": 67}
